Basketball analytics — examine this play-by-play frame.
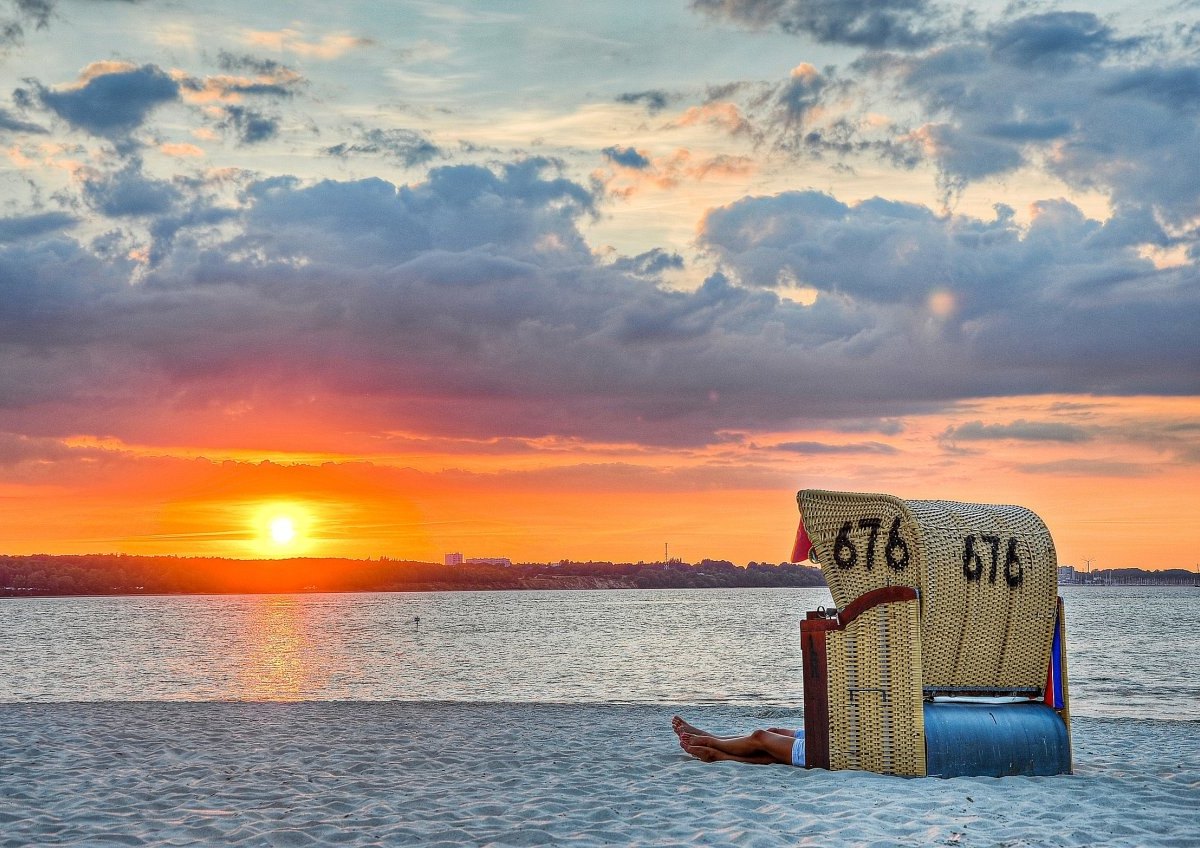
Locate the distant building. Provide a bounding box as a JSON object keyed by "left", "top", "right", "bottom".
{"left": 466, "top": 557, "right": 511, "bottom": 567}
{"left": 1057, "top": 565, "right": 1077, "bottom": 585}
{"left": 444, "top": 552, "right": 464, "bottom": 566}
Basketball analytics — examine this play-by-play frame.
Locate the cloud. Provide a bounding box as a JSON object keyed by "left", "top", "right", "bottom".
{"left": 1, "top": 156, "right": 1196, "bottom": 452}
{"left": 774, "top": 63, "right": 830, "bottom": 128}
{"left": 243, "top": 28, "right": 372, "bottom": 59}
{"left": 600, "top": 148, "right": 755, "bottom": 198}
{"left": 12, "top": 52, "right": 300, "bottom": 155}
{"left": 180, "top": 54, "right": 304, "bottom": 103}
{"left": 850, "top": 11, "right": 1200, "bottom": 226}
{"left": 80, "top": 160, "right": 181, "bottom": 217}
{"left": 0, "top": 106, "right": 45, "bottom": 133}
{"left": 905, "top": 122, "right": 1023, "bottom": 185}
{"left": 160, "top": 142, "right": 204, "bottom": 158}
{"left": 828, "top": 418, "right": 906, "bottom": 435}
{"left": 942, "top": 420, "right": 1093, "bottom": 443}
{"left": 985, "top": 12, "right": 1140, "bottom": 71}
{"left": 699, "top": 187, "right": 1200, "bottom": 396}
{"left": 235, "top": 158, "right": 596, "bottom": 269}
{"left": 616, "top": 90, "right": 675, "bottom": 113}
{"left": 324, "top": 127, "right": 441, "bottom": 167}
{"left": 601, "top": 145, "right": 651, "bottom": 170}
{"left": 691, "top": 0, "right": 948, "bottom": 50}
{"left": 703, "top": 8, "right": 1198, "bottom": 241}
{"left": 668, "top": 101, "right": 757, "bottom": 138}
{"left": 609, "top": 248, "right": 684, "bottom": 278}
{"left": 0, "top": 210, "right": 75, "bottom": 241}
{"left": 75, "top": 159, "right": 234, "bottom": 264}
{"left": 773, "top": 440, "right": 898, "bottom": 454}
{"left": 29, "top": 62, "right": 179, "bottom": 141}
{"left": 1014, "top": 459, "right": 1151, "bottom": 478}
{"left": 216, "top": 51, "right": 296, "bottom": 79}
{"left": 219, "top": 105, "right": 279, "bottom": 144}
{"left": 0, "top": 0, "right": 52, "bottom": 49}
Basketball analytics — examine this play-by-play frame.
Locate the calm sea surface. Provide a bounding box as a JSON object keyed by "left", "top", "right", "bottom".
{"left": 0, "top": 586, "right": 1194, "bottom": 721}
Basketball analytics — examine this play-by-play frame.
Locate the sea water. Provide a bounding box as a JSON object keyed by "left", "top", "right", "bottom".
{"left": 0, "top": 586, "right": 1195, "bottom": 721}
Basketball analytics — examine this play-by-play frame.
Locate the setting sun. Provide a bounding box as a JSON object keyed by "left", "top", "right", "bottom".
{"left": 251, "top": 503, "right": 315, "bottom": 557}
{"left": 270, "top": 516, "right": 296, "bottom": 545}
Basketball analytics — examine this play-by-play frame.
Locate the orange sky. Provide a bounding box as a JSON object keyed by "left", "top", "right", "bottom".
{"left": 1, "top": 394, "right": 1194, "bottom": 571}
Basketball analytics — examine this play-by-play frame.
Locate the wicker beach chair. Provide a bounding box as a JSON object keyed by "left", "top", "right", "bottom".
{"left": 797, "top": 489, "right": 1072, "bottom": 777}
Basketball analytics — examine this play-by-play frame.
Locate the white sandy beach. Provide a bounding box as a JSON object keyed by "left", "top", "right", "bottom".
{"left": 0, "top": 702, "right": 1196, "bottom": 847}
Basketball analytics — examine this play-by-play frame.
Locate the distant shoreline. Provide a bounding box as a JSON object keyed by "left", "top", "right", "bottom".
{"left": 0, "top": 584, "right": 833, "bottom": 600}
{"left": 0, "top": 554, "right": 829, "bottom": 597}
{"left": 3, "top": 553, "right": 1192, "bottom": 597}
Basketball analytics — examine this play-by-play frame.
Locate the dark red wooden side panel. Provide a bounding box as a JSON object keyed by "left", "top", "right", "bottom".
{"left": 801, "top": 616, "right": 832, "bottom": 769}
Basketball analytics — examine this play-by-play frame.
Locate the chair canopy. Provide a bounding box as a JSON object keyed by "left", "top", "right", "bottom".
{"left": 798, "top": 489, "right": 1058, "bottom": 694}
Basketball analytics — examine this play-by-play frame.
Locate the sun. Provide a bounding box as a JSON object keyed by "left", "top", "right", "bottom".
{"left": 251, "top": 503, "right": 314, "bottom": 556}
{"left": 269, "top": 515, "right": 296, "bottom": 545}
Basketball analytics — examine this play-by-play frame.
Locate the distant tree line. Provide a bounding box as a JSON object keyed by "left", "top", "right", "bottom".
{"left": 1072, "top": 567, "right": 1196, "bottom": 586}
{"left": 0, "top": 554, "right": 827, "bottom": 597}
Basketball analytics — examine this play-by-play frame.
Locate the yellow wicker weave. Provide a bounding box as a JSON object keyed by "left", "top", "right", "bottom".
{"left": 800, "top": 489, "right": 1058, "bottom": 693}
{"left": 826, "top": 595, "right": 926, "bottom": 776}
{"left": 798, "top": 490, "right": 923, "bottom": 608}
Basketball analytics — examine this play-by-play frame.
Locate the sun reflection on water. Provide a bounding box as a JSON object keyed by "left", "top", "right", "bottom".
{"left": 240, "top": 596, "right": 316, "bottom": 700}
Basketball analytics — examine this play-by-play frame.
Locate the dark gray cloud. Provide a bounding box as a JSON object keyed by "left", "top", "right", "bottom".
{"left": 0, "top": 105, "right": 44, "bottom": 133}
{"left": 942, "top": 420, "right": 1093, "bottom": 443}
{"left": 220, "top": 105, "right": 278, "bottom": 144}
{"left": 610, "top": 248, "right": 684, "bottom": 277}
{"left": 692, "top": 0, "right": 948, "bottom": 49}
{"left": 324, "top": 127, "right": 440, "bottom": 166}
{"left": 830, "top": 418, "right": 906, "bottom": 435}
{"left": 1102, "top": 65, "right": 1200, "bottom": 114}
{"left": 193, "top": 78, "right": 294, "bottom": 99}
{"left": 17, "top": 56, "right": 296, "bottom": 153}
{"left": 601, "top": 145, "right": 650, "bottom": 169}
{"left": 216, "top": 50, "right": 293, "bottom": 79}
{"left": 77, "top": 160, "right": 233, "bottom": 264}
{"left": 720, "top": 8, "right": 1200, "bottom": 241}
{"left": 233, "top": 158, "right": 596, "bottom": 270}
{"left": 30, "top": 63, "right": 178, "bottom": 139}
{"left": 615, "top": 90, "right": 674, "bottom": 113}
{"left": 186, "top": 53, "right": 304, "bottom": 99}
{"left": 773, "top": 64, "right": 830, "bottom": 127}
{"left": 858, "top": 12, "right": 1200, "bottom": 226}
{"left": 773, "top": 440, "right": 898, "bottom": 454}
{"left": 986, "top": 12, "right": 1140, "bottom": 70}
{"left": 81, "top": 161, "right": 181, "bottom": 217}
{"left": 700, "top": 188, "right": 1200, "bottom": 398}
{"left": 0, "top": 210, "right": 75, "bottom": 242}
{"left": 1, "top": 157, "right": 1196, "bottom": 449}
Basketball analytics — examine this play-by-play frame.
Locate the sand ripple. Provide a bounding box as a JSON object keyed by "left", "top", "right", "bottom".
{"left": 0, "top": 703, "right": 1196, "bottom": 847}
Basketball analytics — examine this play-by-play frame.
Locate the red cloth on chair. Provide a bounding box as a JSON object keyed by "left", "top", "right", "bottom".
{"left": 791, "top": 518, "right": 812, "bottom": 563}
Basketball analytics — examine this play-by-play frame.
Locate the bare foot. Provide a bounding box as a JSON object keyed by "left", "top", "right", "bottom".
{"left": 679, "top": 734, "right": 775, "bottom": 766}
{"left": 685, "top": 743, "right": 721, "bottom": 763}
{"left": 679, "top": 732, "right": 718, "bottom": 750}
{"left": 671, "top": 715, "right": 707, "bottom": 737}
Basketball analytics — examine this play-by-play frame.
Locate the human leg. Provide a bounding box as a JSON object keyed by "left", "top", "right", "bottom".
{"left": 679, "top": 729, "right": 796, "bottom": 766}
{"left": 682, "top": 741, "right": 777, "bottom": 765}
{"left": 672, "top": 715, "right": 796, "bottom": 741}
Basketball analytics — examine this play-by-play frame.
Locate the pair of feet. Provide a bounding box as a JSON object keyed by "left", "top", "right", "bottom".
{"left": 671, "top": 715, "right": 724, "bottom": 763}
